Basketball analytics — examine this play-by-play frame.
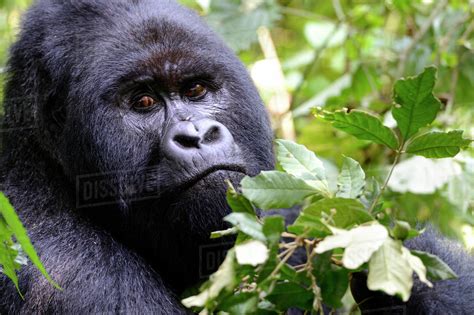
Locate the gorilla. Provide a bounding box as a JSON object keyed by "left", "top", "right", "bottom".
{"left": 0, "top": 0, "right": 472, "bottom": 314}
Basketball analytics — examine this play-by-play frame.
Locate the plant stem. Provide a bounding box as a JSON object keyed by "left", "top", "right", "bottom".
{"left": 368, "top": 144, "right": 404, "bottom": 213}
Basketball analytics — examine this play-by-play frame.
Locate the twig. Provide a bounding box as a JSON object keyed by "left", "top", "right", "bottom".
{"left": 396, "top": 0, "right": 448, "bottom": 77}
{"left": 271, "top": 246, "right": 297, "bottom": 278}
{"left": 368, "top": 143, "right": 404, "bottom": 213}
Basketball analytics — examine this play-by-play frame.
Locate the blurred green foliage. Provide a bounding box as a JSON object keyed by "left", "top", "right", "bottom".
{"left": 0, "top": 0, "right": 473, "bottom": 246}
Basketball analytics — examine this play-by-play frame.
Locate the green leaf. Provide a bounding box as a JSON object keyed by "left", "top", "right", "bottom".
{"left": 0, "top": 217, "right": 22, "bottom": 296}
{"left": 275, "top": 139, "right": 327, "bottom": 187}
{"left": 336, "top": 156, "right": 366, "bottom": 199}
{"left": 218, "top": 292, "right": 259, "bottom": 314}
{"left": 210, "top": 227, "right": 238, "bottom": 239}
{"left": 0, "top": 192, "right": 60, "bottom": 290}
{"left": 266, "top": 282, "right": 313, "bottom": 310}
{"left": 287, "top": 214, "right": 330, "bottom": 238}
{"left": 312, "top": 252, "right": 349, "bottom": 308}
{"left": 316, "top": 109, "right": 399, "bottom": 149}
{"left": 411, "top": 250, "right": 458, "bottom": 281}
{"left": 367, "top": 239, "right": 412, "bottom": 302}
{"left": 224, "top": 213, "right": 266, "bottom": 241}
{"left": 262, "top": 216, "right": 285, "bottom": 246}
{"left": 392, "top": 66, "right": 442, "bottom": 140}
{"left": 302, "top": 198, "right": 373, "bottom": 228}
{"left": 241, "top": 171, "right": 319, "bottom": 210}
{"left": 226, "top": 181, "right": 256, "bottom": 215}
{"left": 182, "top": 250, "right": 237, "bottom": 308}
{"left": 406, "top": 130, "right": 472, "bottom": 158}
{"left": 315, "top": 223, "right": 388, "bottom": 269}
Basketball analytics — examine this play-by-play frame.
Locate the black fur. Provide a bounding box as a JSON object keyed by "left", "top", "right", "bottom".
{"left": 0, "top": 0, "right": 472, "bottom": 314}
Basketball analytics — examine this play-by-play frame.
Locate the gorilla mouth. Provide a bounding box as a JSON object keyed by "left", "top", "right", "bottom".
{"left": 177, "top": 164, "right": 248, "bottom": 192}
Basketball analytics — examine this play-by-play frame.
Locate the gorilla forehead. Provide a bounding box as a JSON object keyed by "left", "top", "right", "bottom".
{"left": 34, "top": 0, "right": 238, "bottom": 97}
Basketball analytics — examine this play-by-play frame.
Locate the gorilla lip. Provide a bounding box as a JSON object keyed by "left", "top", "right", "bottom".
{"left": 176, "top": 163, "right": 247, "bottom": 192}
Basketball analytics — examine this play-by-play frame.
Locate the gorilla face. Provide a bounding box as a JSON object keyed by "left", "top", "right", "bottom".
{"left": 41, "top": 2, "right": 275, "bottom": 210}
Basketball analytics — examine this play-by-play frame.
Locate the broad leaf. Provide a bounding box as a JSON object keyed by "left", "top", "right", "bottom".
{"left": 312, "top": 252, "right": 349, "bottom": 308}
{"left": 262, "top": 216, "right": 285, "bottom": 245}
{"left": 275, "top": 139, "right": 327, "bottom": 184}
{"left": 336, "top": 157, "right": 366, "bottom": 198}
{"left": 315, "top": 223, "right": 388, "bottom": 269}
{"left": 224, "top": 213, "right": 266, "bottom": 241}
{"left": 287, "top": 214, "right": 330, "bottom": 238}
{"left": 367, "top": 239, "right": 412, "bottom": 301}
{"left": 406, "top": 130, "right": 471, "bottom": 158}
{"left": 411, "top": 250, "right": 457, "bottom": 281}
{"left": 392, "top": 67, "right": 442, "bottom": 140}
{"left": 218, "top": 292, "right": 259, "bottom": 314}
{"left": 241, "top": 171, "right": 319, "bottom": 209}
{"left": 301, "top": 198, "right": 373, "bottom": 229}
{"left": 316, "top": 109, "right": 399, "bottom": 149}
{"left": 182, "top": 250, "right": 237, "bottom": 308}
{"left": 401, "top": 247, "right": 432, "bottom": 288}
{"left": 266, "top": 282, "right": 313, "bottom": 310}
{"left": 0, "top": 192, "right": 60, "bottom": 289}
{"left": 226, "top": 182, "right": 256, "bottom": 215}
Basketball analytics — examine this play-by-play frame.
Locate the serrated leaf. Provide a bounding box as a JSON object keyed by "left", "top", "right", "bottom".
{"left": 367, "top": 239, "right": 413, "bottom": 302}
{"left": 301, "top": 198, "right": 373, "bottom": 229}
{"left": 410, "top": 250, "right": 457, "bottom": 281}
{"left": 0, "top": 192, "right": 60, "bottom": 290}
{"left": 224, "top": 213, "right": 266, "bottom": 241}
{"left": 182, "top": 250, "right": 237, "bottom": 308}
{"left": 315, "top": 223, "right": 388, "bottom": 269}
{"left": 275, "top": 139, "right": 327, "bottom": 183}
{"left": 235, "top": 240, "right": 269, "bottom": 266}
{"left": 241, "top": 171, "right": 319, "bottom": 210}
{"left": 406, "top": 130, "right": 472, "bottom": 158}
{"left": 316, "top": 109, "right": 399, "bottom": 149}
{"left": 337, "top": 157, "right": 366, "bottom": 198}
{"left": 392, "top": 66, "right": 442, "bottom": 140}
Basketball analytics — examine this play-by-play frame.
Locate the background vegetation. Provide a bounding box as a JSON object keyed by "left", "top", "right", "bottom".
{"left": 1, "top": 0, "right": 473, "bottom": 247}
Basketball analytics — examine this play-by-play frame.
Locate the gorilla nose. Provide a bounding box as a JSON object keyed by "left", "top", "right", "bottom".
{"left": 163, "top": 119, "right": 235, "bottom": 161}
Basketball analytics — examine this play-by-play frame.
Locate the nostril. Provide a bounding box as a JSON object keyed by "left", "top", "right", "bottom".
{"left": 173, "top": 134, "right": 200, "bottom": 149}
{"left": 203, "top": 125, "right": 221, "bottom": 144}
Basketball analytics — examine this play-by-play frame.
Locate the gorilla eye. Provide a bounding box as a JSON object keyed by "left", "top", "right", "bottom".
{"left": 133, "top": 95, "right": 157, "bottom": 110}
{"left": 184, "top": 83, "right": 207, "bottom": 100}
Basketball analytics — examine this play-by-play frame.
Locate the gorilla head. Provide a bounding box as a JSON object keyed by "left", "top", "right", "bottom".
{"left": 2, "top": 0, "right": 273, "bottom": 292}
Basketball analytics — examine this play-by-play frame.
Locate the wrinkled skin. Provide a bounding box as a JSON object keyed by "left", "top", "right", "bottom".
{"left": 0, "top": 0, "right": 472, "bottom": 314}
